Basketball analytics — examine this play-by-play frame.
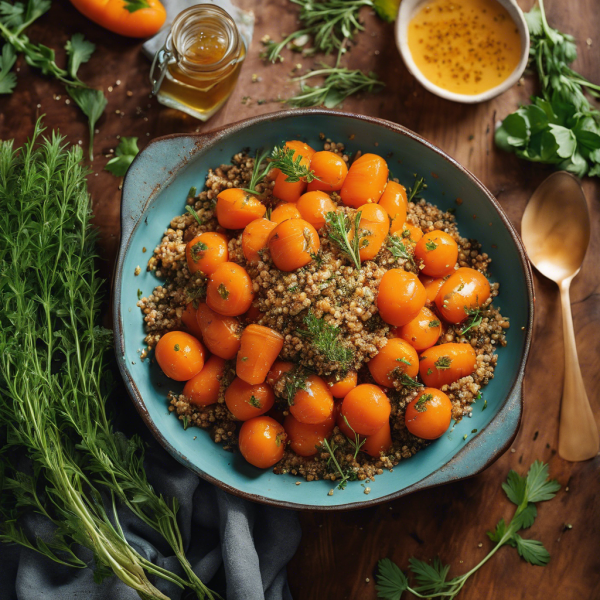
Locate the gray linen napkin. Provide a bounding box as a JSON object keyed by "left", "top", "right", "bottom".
{"left": 0, "top": 443, "right": 301, "bottom": 600}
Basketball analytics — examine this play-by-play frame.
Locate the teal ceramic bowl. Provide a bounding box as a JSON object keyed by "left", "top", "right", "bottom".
{"left": 114, "top": 109, "right": 534, "bottom": 510}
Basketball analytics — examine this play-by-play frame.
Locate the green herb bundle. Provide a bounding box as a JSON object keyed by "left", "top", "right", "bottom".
{"left": 261, "top": 0, "right": 389, "bottom": 107}
{"left": 0, "top": 0, "right": 106, "bottom": 159}
{"left": 0, "top": 123, "right": 216, "bottom": 599}
{"left": 496, "top": 0, "right": 600, "bottom": 177}
{"left": 375, "top": 461, "right": 560, "bottom": 599}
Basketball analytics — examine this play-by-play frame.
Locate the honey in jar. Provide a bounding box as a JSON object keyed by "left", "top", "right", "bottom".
{"left": 151, "top": 5, "right": 246, "bottom": 120}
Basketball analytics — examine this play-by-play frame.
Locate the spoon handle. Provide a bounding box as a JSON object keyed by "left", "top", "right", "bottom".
{"left": 558, "top": 280, "right": 599, "bottom": 461}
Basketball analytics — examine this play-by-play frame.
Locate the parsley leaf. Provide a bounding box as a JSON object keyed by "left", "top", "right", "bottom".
{"left": 525, "top": 460, "right": 562, "bottom": 503}
{"left": 514, "top": 536, "right": 551, "bottom": 566}
{"left": 409, "top": 557, "right": 450, "bottom": 596}
{"left": 65, "top": 34, "right": 95, "bottom": 80}
{"left": 0, "top": 44, "right": 16, "bottom": 94}
{"left": 123, "top": 0, "right": 151, "bottom": 13}
{"left": 375, "top": 558, "right": 409, "bottom": 600}
{"left": 67, "top": 86, "right": 107, "bottom": 161}
{"left": 105, "top": 137, "right": 140, "bottom": 177}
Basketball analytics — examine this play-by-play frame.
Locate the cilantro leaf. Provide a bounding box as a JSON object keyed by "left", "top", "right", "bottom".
{"left": 502, "top": 469, "right": 527, "bottom": 506}
{"left": 0, "top": 44, "right": 17, "bottom": 94}
{"left": 409, "top": 556, "right": 450, "bottom": 596}
{"left": 105, "top": 137, "right": 140, "bottom": 177}
{"left": 65, "top": 34, "right": 95, "bottom": 80}
{"left": 513, "top": 535, "right": 551, "bottom": 566}
{"left": 376, "top": 558, "right": 408, "bottom": 600}
{"left": 67, "top": 86, "right": 107, "bottom": 161}
{"left": 525, "top": 461, "right": 561, "bottom": 503}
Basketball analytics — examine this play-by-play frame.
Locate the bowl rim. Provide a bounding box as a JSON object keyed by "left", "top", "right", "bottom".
{"left": 114, "top": 108, "right": 534, "bottom": 511}
{"left": 395, "top": 0, "right": 531, "bottom": 104}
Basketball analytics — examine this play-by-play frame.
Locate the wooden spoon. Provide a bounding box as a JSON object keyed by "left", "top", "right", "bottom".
{"left": 522, "top": 171, "right": 598, "bottom": 461}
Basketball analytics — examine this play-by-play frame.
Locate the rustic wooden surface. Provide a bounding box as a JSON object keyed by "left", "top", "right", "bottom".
{"left": 1, "top": 1, "right": 599, "bottom": 598}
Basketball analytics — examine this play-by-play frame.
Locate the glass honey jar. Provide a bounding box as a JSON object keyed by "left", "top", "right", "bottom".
{"left": 151, "top": 4, "right": 246, "bottom": 121}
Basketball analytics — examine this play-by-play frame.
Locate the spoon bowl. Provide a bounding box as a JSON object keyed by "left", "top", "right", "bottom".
{"left": 522, "top": 171, "right": 598, "bottom": 462}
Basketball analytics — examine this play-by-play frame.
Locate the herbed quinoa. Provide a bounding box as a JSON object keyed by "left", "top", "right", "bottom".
{"left": 137, "top": 136, "right": 509, "bottom": 487}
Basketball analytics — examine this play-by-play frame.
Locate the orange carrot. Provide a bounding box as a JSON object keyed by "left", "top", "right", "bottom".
{"left": 236, "top": 325, "right": 284, "bottom": 385}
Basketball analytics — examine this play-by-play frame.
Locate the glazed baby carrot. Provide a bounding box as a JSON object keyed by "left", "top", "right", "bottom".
{"left": 396, "top": 306, "right": 442, "bottom": 352}
{"left": 272, "top": 141, "right": 316, "bottom": 203}
{"left": 270, "top": 202, "right": 301, "bottom": 224}
{"left": 239, "top": 416, "right": 287, "bottom": 468}
{"left": 398, "top": 223, "right": 423, "bottom": 248}
{"left": 378, "top": 181, "right": 408, "bottom": 234}
{"left": 284, "top": 412, "right": 335, "bottom": 457}
{"left": 196, "top": 302, "right": 241, "bottom": 359}
{"left": 183, "top": 355, "right": 226, "bottom": 407}
{"left": 69, "top": 0, "right": 166, "bottom": 37}
{"left": 340, "top": 153, "right": 389, "bottom": 208}
{"left": 362, "top": 421, "right": 392, "bottom": 457}
{"left": 242, "top": 218, "right": 277, "bottom": 264}
{"left": 352, "top": 203, "right": 389, "bottom": 262}
{"left": 377, "top": 269, "right": 427, "bottom": 326}
{"left": 419, "top": 343, "right": 477, "bottom": 388}
{"left": 236, "top": 325, "right": 284, "bottom": 385}
{"left": 341, "top": 383, "right": 390, "bottom": 436}
{"left": 225, "top": 377, "right": 275, "bottom": 421}
{"left": 268, "top": 218, "right": 320, "bottom": 271}
{"left": 420, "top": 274, "right": 446, "bottom": 305}
{"left": 306, "top": 151, "right": 348, "bottom": 192}
{"left": 181, "top": 302, "right": 204, "bottom": 340}
{"left": 289, "top": 374, "right": 334, "bottom": 424}
{"left": 414, "top": 230, "right": 458, "bottom": 278}
{"left": 155, "top": 331, "right": 205, "bottom": 381}
{"left": 324, "top": 370, "right": 358, "bottom": 398}
{"left": 266, "top": 360, "right": 295, "bottom": 387}
{"left": 367, "top": 338, "right": 419, "bottom": 387}
{"left": 216, "top": 188, "right": 266, "bottom": 230}
{"left": 297, "top": 191, "right": 337, "bottom": 230}
{"left": 405, "top": 388, "right": 452, "bottom": 440}
{"left": 435, "top": 267, "right": 491, "bottom": 324}
{"left": 206, "top": 262, "right": 254, "bottom": 316}
{"left": 186, "top": 231, "right": 228, "bottom": 276}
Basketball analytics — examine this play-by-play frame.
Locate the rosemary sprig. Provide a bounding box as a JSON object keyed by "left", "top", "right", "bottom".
{"left": 287, "top": 66, "right": 384, "bottom": 108}
{"left": 325, "top": 209, "right": 362, "bottom": 269}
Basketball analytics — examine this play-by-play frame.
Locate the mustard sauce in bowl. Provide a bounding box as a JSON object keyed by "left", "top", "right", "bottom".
{"left": 396, "top": 0, "right": 529, "bottom": 103}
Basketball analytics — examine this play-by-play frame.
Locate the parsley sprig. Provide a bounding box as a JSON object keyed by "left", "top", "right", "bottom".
{"left": 105, "top": 137, "right": 140, "bottom": 177}
{"left": 376, "top": 461, "right": 560, "bottom": 599}
{"left": 326, "top": 209, "right": 362, "bottom": 269}
{"left": 0, "top": 4, "right": 106, "bottom": 159}
{"left": 496, "top": 0, "right": 600, "bottom": 177}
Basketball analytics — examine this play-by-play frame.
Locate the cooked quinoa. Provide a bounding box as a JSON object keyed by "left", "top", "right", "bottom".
{"left": 137, "top": 137, "right": 509, "bottom": 486}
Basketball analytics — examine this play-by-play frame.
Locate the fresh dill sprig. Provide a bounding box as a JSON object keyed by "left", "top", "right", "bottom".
{"left": 376, "top": 461, "right": 560, "bottom": 599}
{"left": 342, "top": 415, "right": 366, "bottom": 459}
{"left": 242, "top": 144, "right": 318, "bottom": 194}
{"left": 326, "top": 210, "right": 362, "bottom": 269}
{"left": 287, "top": 67, "right": 384, "bottom": 108}
{"left": 322, "top": 438, "right": 356, "bottom": 491}
{"left": 386, "top": 234, "right": 416, "bottom": 267}
{"left": 281, "top": 366, "right": 310, "bottom": 405}
{"left": 460, "top": 305, "right": 483, "bottom": 336}
{"left": 407, "top": 175, "right": 427, "bottom": 203}
{"left": 296, "top": 310, "right": 355, "bottom": 369}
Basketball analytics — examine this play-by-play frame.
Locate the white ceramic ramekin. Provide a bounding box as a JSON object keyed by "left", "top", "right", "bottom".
{"left": 395, "top": 0, "right": 530, "bottom": 104}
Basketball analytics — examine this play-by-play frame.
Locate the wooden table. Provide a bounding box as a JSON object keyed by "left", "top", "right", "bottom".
{"left": 1, "top": 1, "right": 598, "bottom": 598}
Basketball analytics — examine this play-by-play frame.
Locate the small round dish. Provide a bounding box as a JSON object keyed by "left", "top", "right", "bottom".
{"left": 113, "top": 109, "right": 534, "bottom": 511}
{"left": 395, "top": 0, "right": 530, "bottom": 104}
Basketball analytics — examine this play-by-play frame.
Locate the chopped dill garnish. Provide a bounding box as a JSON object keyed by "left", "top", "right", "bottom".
{"left": 407, "top": 175, "right": 426, "bottom": 203}
{"left": 217, "top": 283, "right": 230, "bottom": 300}
{"left": 429, "top": 319, "right": 440, "bottom": 328}
{"left": 461, "top": 305, "right": 483, "bottom": 336}
{"left": 322, "top": 437, "right": 356, "bottom": 491}
{"left": 398, "top": 373, "right": 424, "bottom": 388}
{"left": 342, "top": 416, "right": 366, "bottom": 459}
{"left": 247, "top": 395, "right": 262, "bottom": 409}
{"left": 296, "top": 311, "right": 354, "bottom": 369}
{"left": 190, "top": 240, "right": 208, "bottom": 261}
{"left": 174, "top": 344, "right": 180, "bottom": 352}
{"left": 386, "top": 234, "right": 416, "bottom": 267}
{"left": 185, "top": 205, "right": 203, "bottom": 226}
{"left": 325, "top": 210, "right": 362, "bottom": 269}
{"left": 425, "top": 239, "right": 438, "bottom": 251}
{"left": 282, "top": 366, "right": 310, "bottom": 405}
{"left": 435, "top": 356, "right": 452, "bottom": 370}
{"left": 414, "top": 393, "right": 433, "bottom": 413}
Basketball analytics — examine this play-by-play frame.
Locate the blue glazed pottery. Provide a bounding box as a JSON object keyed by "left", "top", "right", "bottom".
{"left": 114, "top": 109, "right": 534, "bottom": 510}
